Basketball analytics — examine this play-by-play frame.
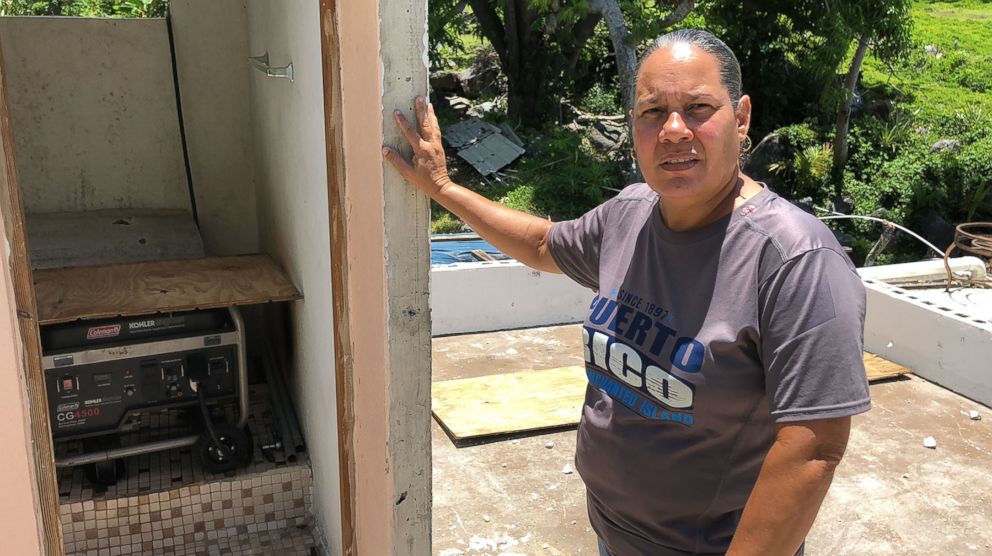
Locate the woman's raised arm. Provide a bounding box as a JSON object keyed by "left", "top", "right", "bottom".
{"left": 382, "top": 96, "right": 561, "bottom": 274}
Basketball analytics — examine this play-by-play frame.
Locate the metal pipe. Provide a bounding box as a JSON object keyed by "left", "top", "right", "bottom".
{"left": 229, "top": 306, "right": 250, "bottom": 429}
{"left": 266, "top": 336, "right": 305, "bottom": 454}
{"left": 56, "top": 435, "right": 199, "bottom": 468}
{"left": 261, "top": 336, "right": 295, "bottom": 461}
{"left": 816, "top": 213, "right": 946, "bottom": 259}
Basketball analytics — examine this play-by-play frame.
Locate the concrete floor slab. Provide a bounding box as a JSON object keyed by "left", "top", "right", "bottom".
{"left": 432, "top": 324, "right": 992, "bottom": 556}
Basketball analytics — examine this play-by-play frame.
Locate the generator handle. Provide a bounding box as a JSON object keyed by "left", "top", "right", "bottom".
{"left": 56, "top": 435, "right": 199, "bottom": 468}
{"left": 229, "top": 305, "right": 250, "bottom": 429}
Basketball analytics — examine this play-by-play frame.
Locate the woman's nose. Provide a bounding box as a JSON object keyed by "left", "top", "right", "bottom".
{"left": 659, "top": 112, "right": 692, "bottom": 143}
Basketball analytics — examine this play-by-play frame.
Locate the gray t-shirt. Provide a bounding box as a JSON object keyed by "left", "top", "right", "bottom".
{"left": 548, "top": 183, "right": 871, "bottom": 555}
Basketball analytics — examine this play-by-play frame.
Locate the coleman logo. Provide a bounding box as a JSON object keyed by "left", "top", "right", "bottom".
{"left": 86, "top": 324, "right": 121, "bottom": 340}
{"left": 129, "top": 320, "right": 157, "bottom": 330}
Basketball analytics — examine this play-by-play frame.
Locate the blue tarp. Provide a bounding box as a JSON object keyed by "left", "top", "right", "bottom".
{"left": 431, "top": 236, "right": 510, "bottom": 265}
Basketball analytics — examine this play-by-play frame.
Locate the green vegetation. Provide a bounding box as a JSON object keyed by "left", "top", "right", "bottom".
{"left": 430, "top": 0, "right": 991, "bottom": 267}
{"left": 0, "top": 0, "right": 167, "bottom": 17}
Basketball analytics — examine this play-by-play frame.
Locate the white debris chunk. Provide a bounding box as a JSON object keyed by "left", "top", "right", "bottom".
{"left": 483, "top": 515, "right": 491, "bottom": 523}
{"left": 571, "top": 520, "right": 577, "bottom": 525}
{"left": 439, "top": 549, "right": 465, "bottom": 556}
{"left": 545, "top": 441, "right": 555, "bottom": 449}
{"left": 511, "top": 439, "right": 520, "bottom": 445}
{"left": 542, "top": 543, "right": 550, "bottom": 550}
{"left": 562, "top": 464, "right": 574, "bottom": 475}
{"left": 923, "top": 436, "right": 937, "bottom": 449}
{"left": 970, "top": 410, "right": 982, "bottom": 421}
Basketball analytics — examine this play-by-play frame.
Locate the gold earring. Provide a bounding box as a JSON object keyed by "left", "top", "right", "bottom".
{"left": 740, "top": 135, "right": 753, "bottom": 155}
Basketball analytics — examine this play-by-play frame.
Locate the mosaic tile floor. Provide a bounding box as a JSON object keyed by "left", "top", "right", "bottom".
{"left": 54, "top": 383, "right": 320, "bottom": 555}
{"left": 56, "top": 384, "right": 303, "bottom": 503}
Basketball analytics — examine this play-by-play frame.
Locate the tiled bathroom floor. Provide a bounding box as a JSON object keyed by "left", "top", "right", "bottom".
{"left": 54, "top": 383, "right": 320, "bottom": 555}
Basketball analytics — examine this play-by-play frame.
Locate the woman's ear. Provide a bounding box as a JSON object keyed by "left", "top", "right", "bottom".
{"left": 736, "top": 95, "right": 752, "bottom": 141}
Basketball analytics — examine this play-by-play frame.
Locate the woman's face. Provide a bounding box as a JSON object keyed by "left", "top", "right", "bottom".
{"left": 632, "top": 43, "right": 751, "bottom": 204}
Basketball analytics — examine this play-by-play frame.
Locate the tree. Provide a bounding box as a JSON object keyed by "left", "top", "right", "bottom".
{"left": 588, "top": 0, "right": 695, "bottom": 124}
{"left": 829, "top": 1, "right": 913, "bottom": 199}
{"left": 429, "top": 0, "right": 697, "bottom": 125}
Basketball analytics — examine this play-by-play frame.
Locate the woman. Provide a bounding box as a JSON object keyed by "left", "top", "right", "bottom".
{"left": 384, "top": 29, "right": 870, "bottom": 556}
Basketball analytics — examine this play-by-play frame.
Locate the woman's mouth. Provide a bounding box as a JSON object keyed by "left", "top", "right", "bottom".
{"left": 660, "top": 157, "right": 699, "bottom": 171}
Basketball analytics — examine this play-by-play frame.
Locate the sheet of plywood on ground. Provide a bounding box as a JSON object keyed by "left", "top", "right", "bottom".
{"left": 34, "top": 254, "right": 302, "bottom": 324}
{"left": 864, "top": 352, "right": 912, "bottom": 381}
{"left": 431, "top": 365, "right": 587, "bottom": 441}
{"left": 432, "top": 354, "right": 911, "bottom": 440}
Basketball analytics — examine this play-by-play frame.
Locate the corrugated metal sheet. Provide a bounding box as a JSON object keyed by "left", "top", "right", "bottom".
{"left": 456, "top": 134, "right": 525, "bottom": 176}
{"left": 443, "top": 117, "right": 525, "bottom": 175}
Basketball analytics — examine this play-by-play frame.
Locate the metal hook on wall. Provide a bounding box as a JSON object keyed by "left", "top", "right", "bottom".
{"left": 248, "top": 52, "right": 294, "bottom": 82}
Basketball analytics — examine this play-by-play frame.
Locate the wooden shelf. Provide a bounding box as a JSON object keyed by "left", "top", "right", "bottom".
{"left": 34, "top": 254, "right": 302, "bottom": 324}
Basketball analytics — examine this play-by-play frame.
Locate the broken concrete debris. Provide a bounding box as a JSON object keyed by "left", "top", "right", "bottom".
{"left": 545, "top": 440, "right": 555, "bottom": 449}
{"left": 970, "top": 410, "right": 982, "bottom": 421}
{"left": 562, "top": 464, "right": 574, "bottom": 475}
{"left": 923, "top": 436, "right": 937, "bottom": 449}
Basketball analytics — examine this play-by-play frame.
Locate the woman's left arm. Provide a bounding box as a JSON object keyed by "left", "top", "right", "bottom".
{"left": 726, "top": 416, "right": 851, "bottom": 556}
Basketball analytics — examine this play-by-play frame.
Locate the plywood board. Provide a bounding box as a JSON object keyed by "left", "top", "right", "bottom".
{"left": 34, "top": 254, "right": 302, "bottom": 324}
{"left": 864, "top": 352, "right": 912, "bottom": 381}
{"left": 431, "top": 365, "right": 587, "bottom": 440}
{"left": 432, "top": 354, "right": 912, "bottom": 440}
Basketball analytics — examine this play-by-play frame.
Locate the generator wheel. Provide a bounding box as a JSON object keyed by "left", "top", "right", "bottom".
{"left": 85, "top": 458, "right": 126, "bottom": 486}
{"left": 196, "top": 424, "right": 252, "bottom": 473}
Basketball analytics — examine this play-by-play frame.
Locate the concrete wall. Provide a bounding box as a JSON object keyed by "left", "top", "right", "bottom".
{"left": 0, "top": 54, "right": 45, "bottom": 555}
{"left": 245, "top": 1, "right": 339, "bottom": 552}
{"left": 170, "top": 1, "right": 260, "bottom": 256}
{"left": 431, "top": 261, "right": 591, "bottom": 336}
{"left": 335, "top": 0, "right": 433, "bottom": 552}
{"left": 0, "top": 217, "right": 44, "bottom": 555}
{"left": 864, "top": 280, "right": 992, "bottom": 407}
{"left": 0, "top": 17, "right": 192, "bottom": 213}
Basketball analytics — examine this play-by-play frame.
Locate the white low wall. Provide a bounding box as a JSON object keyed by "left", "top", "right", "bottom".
{"left": 864, "top": 279, "right": 992, "bottom": 408}
{"left": 431, "top": 261, "right": 592, "bottom": 336}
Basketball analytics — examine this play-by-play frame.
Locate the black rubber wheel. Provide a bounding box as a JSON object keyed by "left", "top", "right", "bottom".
{"left": 85, "top": 458, "right": 126, "bottom": 486}
{"left": 196, "top": 424, "right": 253, "bottom": 473}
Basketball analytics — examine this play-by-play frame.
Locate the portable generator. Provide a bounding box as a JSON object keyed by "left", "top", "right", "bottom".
{"left": 42, "top": 306, "right": 252, "bottom": 482}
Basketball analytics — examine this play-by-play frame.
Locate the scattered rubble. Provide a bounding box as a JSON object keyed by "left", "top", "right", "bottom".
{"left": 970, "top": 410, "right": 982, "bottom": 421}
{"left": 923, "top": 436, "right": 938, "bottom": 449}
{"left": 562, "top": 464, "right": 574, "bottom": 475}
{"left": 924, "top": 44, "right": 943, "bottom": 58}
{"left": 931, "top": 139, "right": 961, "bottom": 154}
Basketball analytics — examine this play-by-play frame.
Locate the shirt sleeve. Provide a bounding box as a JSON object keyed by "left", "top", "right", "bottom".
{"left": 547, "top": 201, "right": 610, "bottom": 291}
{"left": 758, "top": 248, "right": 872, "bottom": 423}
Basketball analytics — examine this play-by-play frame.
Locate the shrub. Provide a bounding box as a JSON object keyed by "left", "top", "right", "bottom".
{"left": 431, "top": 211, "right": 465, "bottom": 234}
{"left": 579, "top": 83, "right": 622, "bottom": 116}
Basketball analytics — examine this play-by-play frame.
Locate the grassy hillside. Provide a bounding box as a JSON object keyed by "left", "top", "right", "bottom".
{"left": 863, "top": 0, "right": 992, "bottom": 123}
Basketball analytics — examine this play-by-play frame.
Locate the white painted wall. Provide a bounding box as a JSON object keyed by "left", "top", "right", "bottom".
{"left": 171, "top": 1, "right": 260, "bottom": 256}
{"left": 0, "top": 17, "right": 191, "bottom": 213}
{"left": 431, "top": 261, "right": 592, "bottom": 336}
{"left": 864, "top": 280, "right": 992, "bottom": 408}
{"left": 245, "top": 1, "right": 339, "bottom": 552}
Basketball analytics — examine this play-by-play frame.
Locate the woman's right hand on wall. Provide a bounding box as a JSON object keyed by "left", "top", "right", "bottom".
{"left": 382, "top": 96, "right": 452, "bottom": 197}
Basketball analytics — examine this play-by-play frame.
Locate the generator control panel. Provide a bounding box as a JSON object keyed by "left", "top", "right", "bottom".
{"left": 41, "top": 308, "right": 243, "bottom": 441}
